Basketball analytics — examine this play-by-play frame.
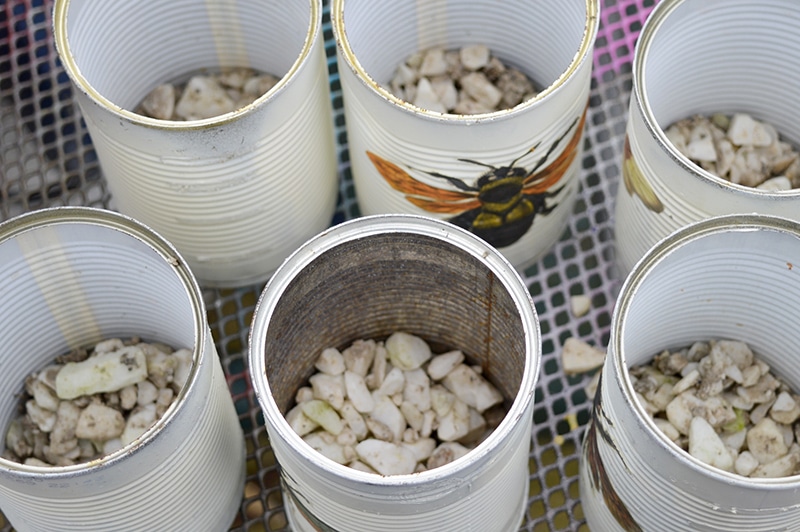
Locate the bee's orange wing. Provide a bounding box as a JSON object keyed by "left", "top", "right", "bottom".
{"left": 367, "top": 151, "right": 482, "bottom": 213}
{"left": 522, "top": 105, "right": 588, "bottom": 195}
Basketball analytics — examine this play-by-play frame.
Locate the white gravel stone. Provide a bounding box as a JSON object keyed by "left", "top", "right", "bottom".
{"left": 377, "top": 367, "right": 406, "bottom": 396}
{"left": 569, "top": 295, "right": 592, "bottom": 318}
{"left": 442, "top": 364, "right": 503, "bottom": 413}
{"left": 286, "top": 404, "right": 319, "bottom": 437}
{"left": 56, "top": 347, "right": 148, "bottom": 400}
{"left": 76, "top": 403, "right": 125, "bottom": 441}
{"left": 356, "top": 439, "right": 417, "bottom": 475}
{"left": 751, "top": 452, "right": 799, "bottom": 478}
{"left": 403, "top": 368, "right": 431, "bottom": 412}
{"left": 344, "top": 371, "right": 374, "bottom": 413}
{"left": 139, "top": 84, "right": 175, "bottom": 120}
{"left": 413, "top": 77, "right": 447, "bottom": 114}
{"left": 561, "top": 338, "right": 606, "bottom": 375}
{"left": 427, "top": 350, "right": 465, "bottom": 381}
{"left": 734, "top": 450, "right": 760, "bottom": 476}
{"left": 27, "top": 379, "right": 60, "bottom": 412}
{"left": 121, "top": 403, "right": 157, "bottom": 445}
{"left": 370, "top": 395, "right": 406, "bottom": 442}
{"left": 316, "top": 348, "right": 346, "bottom": 376}
{"left": 340, "top": 401, "right": 368, "bottom": 440}
{"left": 747, "top": 417, "right": 789, "bottom": 465}
{"left": 174, "top": 76, "right": 236, "bottom": 120}
{"left": 460, "top": 44, "right": 490, "bottom": 71}
{"left": 427, "top": 442, "right": 470, "bottom": 469}
{"left": 343, "top": 339, "right": 376, "bottom": 377}
{"left": 459, "top": 72, "right": 502, "bottom": 110}
{"left": 301, "top": 399, "right": 344, "bottom": 436}
{"left": 304, "top": 431, "right": 347, "bottom": 465}
{"left": 419, "top": 48, "right": 449, "bottom": 77}
{"left": 385, "top": 332, "right": 432, "bottom": 371}
{"left": 136, "top": 380, "right": 159, "bottom": 406}
{"left": 310, "top": 373, "right": 346, "bottom": 411}
{"left": 688, "top": 416, "right": 734, "bottom": 472}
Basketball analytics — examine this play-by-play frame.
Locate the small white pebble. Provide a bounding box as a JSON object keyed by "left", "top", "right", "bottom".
{"left": 569, "top": 295, "right": 592, "bottom": 318}
{"left": 688, "top": 416, "right": 734, "bottom": 472}
{"left": 426, "top": 350, "right": 465, "bottom": 381}
{"left": 734, "top": 451, "right": 759, "bottom": 476}
{"left": 561, "top": 338, "right": 606, "bottom": 375}
{"left": 385, "top": 332, "right": 432, "bottom": 371}
{"left": 356, "top": 439, "right": 417, "bottom": 475}
{"left": 316, "top": 348, "right": 346, "bottom": 376}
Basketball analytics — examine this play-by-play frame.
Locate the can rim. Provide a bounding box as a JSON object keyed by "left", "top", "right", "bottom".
{"left": 248, "top": 213, "right": 541, "bottom": 485}
{"left": 53, "top": 0, "right": 322, "bottom": 131}
{"left": 0, "top": 206, "right": 207, "bottom": 479}
{"left": 612, "top": 213, "right": 800, "bottom": 487}
{"left": 633, "top": 0, "right": 800, "bottom": 199}
{"left": 331, "top": 0, "right": 599, "bottom": 124}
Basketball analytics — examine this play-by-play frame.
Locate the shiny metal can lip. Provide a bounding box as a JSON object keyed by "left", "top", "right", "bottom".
{"left": 581, "top": 213, "right": 800, "bottom": 532}
{"left": 0, "top": 206, "right": 245, "bottom": 531}
{"left": 248, "top": 214, "right": 541, "bottom": 531}
{"left": 331, "top": 0, "right": 599, "bottom": 123}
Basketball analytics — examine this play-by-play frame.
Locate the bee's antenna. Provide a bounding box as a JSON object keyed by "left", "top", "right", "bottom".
{"left": 457, "top": 158, "right": 497, "bottom": 170}
{"left": 528, "top": 116, "right": 580, "bottom": 174}
{"left": 507, "top": 144, "right": 540, "bottom": 168}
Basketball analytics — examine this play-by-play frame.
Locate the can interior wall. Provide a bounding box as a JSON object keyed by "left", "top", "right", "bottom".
{"left": 250, "top": 215, "right": 541, "bottom": 531}
{"left": 56, "top": 0, "right": 310, "bottom": 114}
{"left": 639, "top": 0, "right": 800, "bottom": 150}
{"left": 336, "top": 0, "right": 593, "bottom": 108}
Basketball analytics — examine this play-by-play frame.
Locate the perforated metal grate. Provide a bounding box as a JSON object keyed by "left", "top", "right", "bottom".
{"left": 0, "top": 1, "right": 658, "bottom": 530}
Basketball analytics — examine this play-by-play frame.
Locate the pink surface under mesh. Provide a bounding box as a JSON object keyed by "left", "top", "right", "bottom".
{"left": 593, "top": 0, "right": 659, "bottom": 80}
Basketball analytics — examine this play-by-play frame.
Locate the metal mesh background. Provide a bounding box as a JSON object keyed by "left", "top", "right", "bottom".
{"left": 0, "top": 0, "right": 658, "bottom": 530}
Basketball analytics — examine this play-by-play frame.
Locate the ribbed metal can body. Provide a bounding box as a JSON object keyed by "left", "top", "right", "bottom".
{"left": 53, "top": 0, "right": 338, "bottom": 288}
{"left": 249, "top": 214, "right": 541, "bottom": 532}
{"left": 0, "top": 207, "right": 245, "bottom": 531}
{"left": 332, "top": 0, "right": 598, "bottom": 271}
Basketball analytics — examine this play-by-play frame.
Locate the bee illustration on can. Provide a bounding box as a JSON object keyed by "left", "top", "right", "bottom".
{"left": 367, "top": 107, "right": 587, "bottom": 248}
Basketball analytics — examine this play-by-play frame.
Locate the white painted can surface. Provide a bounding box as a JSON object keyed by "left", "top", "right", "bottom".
{"left": 53, "top": 0, "right": 338, "bottom": 288}
{"left": 615, "top": 0, "right": 800, "bottom": 277}
{"left": 332, "top": 0, "right": 598, "bottom": 270}
{"left": 0, "top": 208, "right": 245, "bottom": 531}
{"left": 248, "top": 214, "right": 541, "bottom": 532}
{"left": 580, "top": 214, "right": 800, "bottom": 531}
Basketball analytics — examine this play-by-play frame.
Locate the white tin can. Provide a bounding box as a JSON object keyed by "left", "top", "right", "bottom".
{"left": 332, "top": 0, "right": 598, "bottom": 270}
{"left": 0, "top": 207, "right": 245, "bottom": 531}
{"left": 248, "top": 214, "right": 541, "bottom": 532}
{"left": 581, "top": 214, "right": 800, "bottom": 531}
{"left": 615, "top": 0, "right": 800, "bottom": 276}
{"left": 53, "top": 0, "right": 338, "bottom": 288}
